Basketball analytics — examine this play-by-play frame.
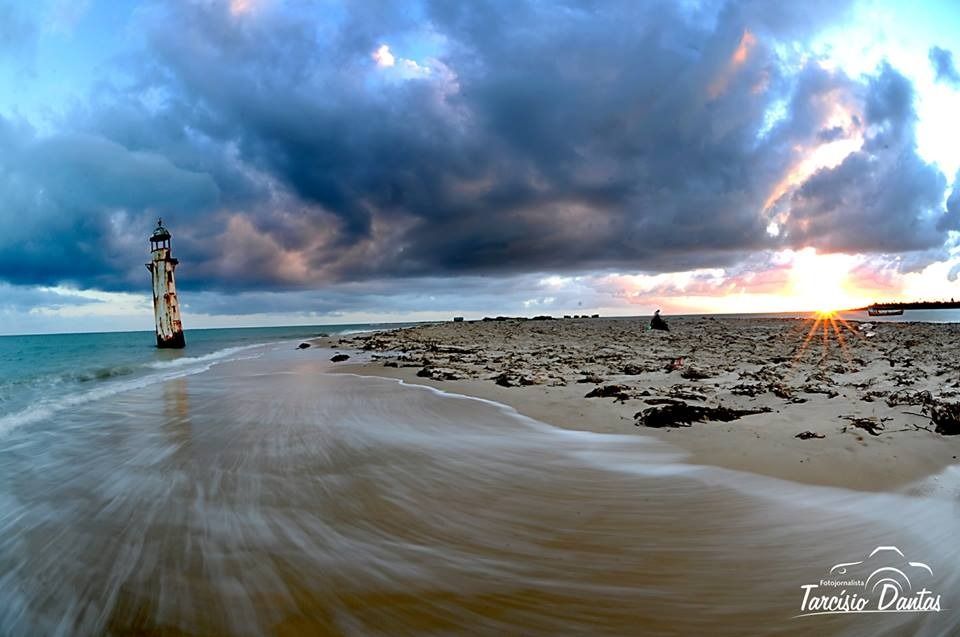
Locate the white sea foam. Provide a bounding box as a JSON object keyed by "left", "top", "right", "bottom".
{"left": 146, "top": 344, "right": 264, "bottom": 369}
{"left": 0, "top": 345, "right": 266, "bottom": 438}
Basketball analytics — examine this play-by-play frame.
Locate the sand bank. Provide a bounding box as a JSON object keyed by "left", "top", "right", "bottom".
{"left": 322, "top": 316, "right": 960, "bottom": 491}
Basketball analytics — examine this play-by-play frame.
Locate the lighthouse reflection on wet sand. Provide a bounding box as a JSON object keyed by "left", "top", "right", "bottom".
{"left": 146, "top": 218, "right": 186, "bottom": 348}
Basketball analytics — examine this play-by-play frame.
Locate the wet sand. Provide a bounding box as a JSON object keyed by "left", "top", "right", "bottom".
{"left": 2, "top": 337, "right": 959, "bottom": 635}
{"left": 328, "top": 316, "right": 960, "bottom": 491}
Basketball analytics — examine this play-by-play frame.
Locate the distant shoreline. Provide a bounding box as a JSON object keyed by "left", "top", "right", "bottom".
{"left": 850, "top": 300, "right": 960, "bottom": 311}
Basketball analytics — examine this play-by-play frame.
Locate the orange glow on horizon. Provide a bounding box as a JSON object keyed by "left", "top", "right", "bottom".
{"left": 639, "top": 249, "right": 894, "bottom": 316}
{"left": 786, "top": 249, "right": 858, "bottom": 313}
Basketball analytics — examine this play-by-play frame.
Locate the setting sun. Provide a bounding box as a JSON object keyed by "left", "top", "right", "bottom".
{"left": 788, "top": 249, "right": 857, "bottom": 313}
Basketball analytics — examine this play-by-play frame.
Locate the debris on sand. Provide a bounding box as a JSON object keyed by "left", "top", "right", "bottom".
{"left": 680, "top": 365, "right": 711, "bottom": 380}
{"left": 664, "top": 357, "right": 686, "bottom": 372}
{"left": 585, "top": 384, "right": 631, "bottom": 401}
{"left": 860, "top": 389, "right": 889, "bottom": 403}
{"left": 417, "top": 366, "right": 463, "bottom": 381}
{"left": 622, "top": 362, "right": 653, "bottom": 375}
{"left": 330, "top": 353, "right": 350, "bottom": 362}
{"left": 928, "top": 401, "right": 960, "bottom": 436}
{"left": 635, "top": 403, "right": 771, "bottom": 428}
{"left": 795, "top": 431, "right": 825, "bottom": 440}
{"left": 644, "top": 397, "right": 687, "bottom": 406}
{"left": 664, "top": 384, "right": 709, "bottom": 401}
{"left": 771, "top": 382, "right": 806, "bottom": 402}
{"left": 840, "top": 415, "right": 889, "bottom": 436}
{"left": 576, "top": 374, "right": 606, "bottom": 384}
{"left": 885, "top": 389, "right": 932, "bottom": 407}
{"left": 730, "top": 382, "right": 765, "bottom": 397}
{"left": 297, "top": 342, "right": 312, "bottom": 349}
{"left": 728, "top": 379, "right": 805, "bottom": 402}
{"left": 800, "top": 381, "right": 839, "bottom": 398}
{"left": 492, "top": 371, "right": 544, "bottom": 387}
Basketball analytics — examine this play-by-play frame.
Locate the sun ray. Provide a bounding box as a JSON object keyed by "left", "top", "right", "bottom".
{"left": 827, "top": 314, "right": 854, "bottom": 364}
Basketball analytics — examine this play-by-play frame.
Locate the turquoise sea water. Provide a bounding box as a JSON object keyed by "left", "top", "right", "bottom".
{"left": 0, "top": 323, "right": 408, "bottom": 434}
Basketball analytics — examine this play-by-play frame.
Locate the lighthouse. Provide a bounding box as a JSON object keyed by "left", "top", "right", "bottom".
{"left": 146, "top": 218, "right": 186, "bottom": 348}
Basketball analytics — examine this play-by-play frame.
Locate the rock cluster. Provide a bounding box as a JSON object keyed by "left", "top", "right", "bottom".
{"left": 337, "top": 317, "right": 960, "bottom": 437}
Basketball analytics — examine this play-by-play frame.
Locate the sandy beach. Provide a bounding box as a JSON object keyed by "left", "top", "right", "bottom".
{"left": 2, "top": 332, "right": 959, "bottom": 635}
{"left": 327, "top": 316, "right": 960, "bottom": 491}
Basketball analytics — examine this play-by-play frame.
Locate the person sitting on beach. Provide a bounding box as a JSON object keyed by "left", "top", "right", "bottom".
{"left": 650, "top": 309, "right": 669, "bottom": 332}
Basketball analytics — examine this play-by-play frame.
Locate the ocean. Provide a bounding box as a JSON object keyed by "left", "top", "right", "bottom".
{"left": 1, "top": 319, "right": 959, "bottom": 635}
{"left": 0, "top": 324, "right": 405, "bottom": 438}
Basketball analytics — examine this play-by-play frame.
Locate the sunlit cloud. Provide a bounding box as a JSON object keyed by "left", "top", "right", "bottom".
{"left": 586, "top": 250, "right": 900, "bottom": 315}
{"left": 371, "top": 44, "right": 433, "bottom": 79}
{"left": 229, "top": 0, "right": 256, "bottom": 15}
{"left": 708, "top": 29, "right": 757, "bottom": 99}
{"left": 901, "top": 255, "right": 960, "bottom": 301}
{"left": 764, "top": 102, "right": 864, "bottom": 212}
{"left": 372, "top": 44, "right": 395, "bottom": 67}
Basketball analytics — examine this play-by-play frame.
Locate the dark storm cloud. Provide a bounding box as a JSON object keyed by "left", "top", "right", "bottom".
{"left": 782, "top": 64, "right": 949, "bottom": 252}
{"left": 0, "top": 0, "right": 954, "bottom": 304}
{"left": 130, "top": 0, "right": 844, "bottom": 281}
{"left": 182, "top": 276, "right": 543, "bottom": 317}
{"left": 0, "top": 115, "right": 220, "bottom": 288}
{"left": 929, "top": 46, "right": 960, "bottom": 86}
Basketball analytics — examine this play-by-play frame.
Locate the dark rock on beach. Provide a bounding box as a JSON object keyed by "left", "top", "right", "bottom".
{"left": 576, "top": 375, "right": 606, "bottom": 384}
{"left": 930, "top": 401, "right": 960, "bottom": 435}
{"left": 635, "top": 404, "right": 771, "bottom": 428}
{"left": 585, "top": 384, "right": 631, "bottom": 400}
{"left": 679, "top": 365, "right": 711, "bottom": 380}
{"left": 418, "top": 366, "right": 464, "bottom": 381}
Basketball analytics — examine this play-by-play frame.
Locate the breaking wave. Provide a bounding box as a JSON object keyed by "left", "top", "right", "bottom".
{"left": 0, "top": 344, "right": 266, "bottom": 437}
{"left": 146, "top": 344, "right": 264, "bottom": 369}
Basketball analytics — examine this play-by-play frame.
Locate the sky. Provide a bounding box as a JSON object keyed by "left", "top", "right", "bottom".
{"left": 0, "top": 0, "right": 959, "bottom": 334}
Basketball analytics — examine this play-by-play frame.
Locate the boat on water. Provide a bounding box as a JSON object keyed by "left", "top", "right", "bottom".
{"left": 867, "top": 307, "right": 904, "bottom": 316}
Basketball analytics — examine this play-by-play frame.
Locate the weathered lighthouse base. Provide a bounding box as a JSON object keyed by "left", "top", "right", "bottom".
{"left": 157, "top": 332, "right": 186, "bottom": 349}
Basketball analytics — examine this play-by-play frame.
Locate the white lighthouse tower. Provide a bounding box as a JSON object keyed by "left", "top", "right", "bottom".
{"left": 146, "top": 218, "right": 186, "bottom": 348}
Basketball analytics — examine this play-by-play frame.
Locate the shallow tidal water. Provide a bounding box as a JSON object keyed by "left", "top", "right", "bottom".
{"left": 0, "top": 342, "right": 958, "bottom": 636}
